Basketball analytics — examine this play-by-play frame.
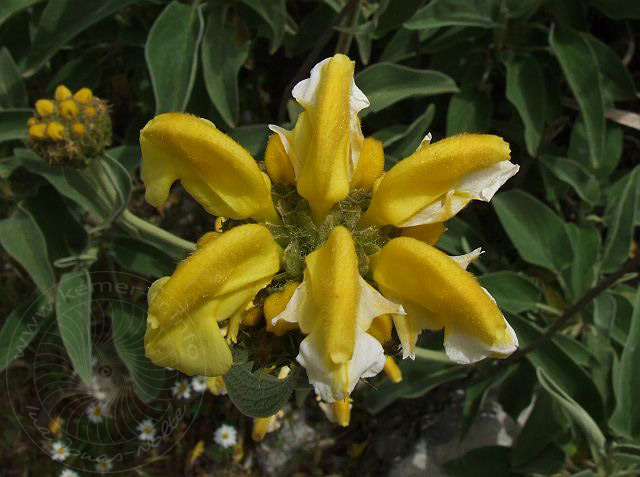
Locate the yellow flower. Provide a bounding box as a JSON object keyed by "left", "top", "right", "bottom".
{"left": 59, "top": 99, "right": 79, "bottom": 118}
{"left": 138, "top": 54, "right": 519, "bottom": 411}
{"left": 72, "top": 123, "right": 85, "bottom": 136}
{"left": 74, "top": 87, "right": 93, "bottom": 104}
{"left": 29, "top": 123, "right": 46, "bottom": 139}
{"left": 35, "top": 99, "right": 55, "bottom": 116}
{"left": 47, "top": 122, "right": 64, "bottom": 141}
{"left": 54, "top": 84, "right": 72, "bottom": 101}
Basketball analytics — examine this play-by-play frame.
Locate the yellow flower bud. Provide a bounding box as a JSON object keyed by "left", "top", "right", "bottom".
{"left": 47, "top": 122, "right": 65, "bottom": 141}
{"left": 35, "top": 99, "right": 55, "bottom": 116}
{"left": 84, "top": 106, "right": 97, "bottom": 117}
{"left": 27, "top": 117, "right": 37, "bottom": 126}
{"left": 54, "top": 85, "right": 72, "bottom": 101}
{"left": 73, "top": 87, "right": 93, "bottom": 104}
{"left": 383, "top": 356, "right": 403, "bottom": 383}
{"left": 59, "top": 99, "right": 79, "bottom": 118}
{"left": 29, "top": 123, "right": 47, "bottom": 139}
{"left": 72, "top": 123, "right": 85, "bottom": 136}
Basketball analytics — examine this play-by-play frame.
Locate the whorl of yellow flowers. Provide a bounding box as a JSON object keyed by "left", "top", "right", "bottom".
{"left": 28, "top": 85, "right": 111, "bottom": 167}
{"left": 139, "top": 54, "right": 519, "bottom": 428}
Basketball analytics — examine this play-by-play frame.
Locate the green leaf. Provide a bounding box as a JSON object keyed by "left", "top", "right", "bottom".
{"left": 405, "top": 0, "right": 502, "bottom": 29}
{"left": 568, "top": 114, "right": 623, "bottom": 177}
{"left": 386, "top": 104, "right": 436, "bottom": 159}
{"left": 609, "top": 287, "right": 640, "bottom": 439}
{"left": 56, "top": 270, "right": 93, "bottom": 386}
{"left": 601, "top": 167, "right": 639, "bottom": 273}
{"left": 110, "top": 236, "right": 176, "bottom": 278}
{"left": 201, "top": 7, "right": 250, "bottom": 128}
{"left": 111, "top": 302, "right": 165, "bottom": 403}
{"left": 541, "top": 155, "right": 600, "bottom": 205}
{"left": 229, "top": 124, "right": 270, "bottom": 159}
{"left": 46, "top": 56, "right": 102, "bottom": 94}
{"left": 240, "top": 0, "right": 286, "bottom": 53}
{"left": 146, "top": 1, "right": 204, "bottom": 114}
{"left": 443, "top": 446, "right": 511, "bottom": 477}
{"left": 512, "top": 390, "right": 567, "bottom": 467}
{"left": 446, "top": 87, "right": 492, "bottom": 135}
{"left": 223, "top": 351, "right": 301, "bottom": 418}
{"left": 503, "top": 55, "right": 545, "bottom": 156}
{"left": 356, "top": 63, "right": 458, "bottom": 113}
{"left": 508, "top": 314, "right": 604, "bottom": 423}
{"left": 537, "top": 368, "right": 606, "bottom": 450}
{"left": 0, "top": 293, "right": 54, "bottom": 373}
{"left": 584, "top": 34, "right": 637, "bottom": 102}
{"left": 105, "top": 145, "right": 141, "bottom": 174}
{"left": 478, "top": 271, "right": 542, "bottom": 314}
{"left": 376, "top": 0, "right": 424, "bottom": 33}
{"left": 493, "top": 190, "right": 573, "bottom": 273}
{"left": 461, "top": 367, "right": 512, "bottom": 438}
{"left": 565, "top": 223, "right": 600, "bottom": 300}
{"left": 0, "top": 47, "right": 27, "bottom": 108}
{"left": 0, "top": 203, "right": 55, "bottom": 295}
{"left": 22, "top": 0, "right": 138, "bottom": 75}
{"left": 550, "top": 27, "right": 605, "bottom": 168}
{"left": 588, "top": 0, "right": 640, "bottom": 20}
{"left": 0, "top": 108, "right": 32, "bottom": 142}
{"left": 0, "top": 0, "right": 42, "bottom": 29}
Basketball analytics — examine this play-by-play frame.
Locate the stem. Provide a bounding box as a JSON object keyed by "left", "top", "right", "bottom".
{"left": 117, "top": 210, "right": 196, "bottom": 255}
{"left": 508, "top": 253, "right": 640, "bottom": 362}
{"left": 334, "top": 0, "right": 360, "bottom": 55}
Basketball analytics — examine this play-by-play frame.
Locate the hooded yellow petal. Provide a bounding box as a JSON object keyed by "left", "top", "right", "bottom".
{"left": 350, "top": 137, "right": 384, "bottom": 191}
{"left": 264, "top": 133, "right": 295, "bottom": 186}
{"left": 361, "top": 134, "right": 512, "bottom": 227}
{"left": 145, "top": 224, "right": 282, "bottom": 376}
{"left": 140, "top": 113, "right": 279, "bottom": 222}
{"left": 372, "top": 237, "right": 516, "bottom": 357}
{"left": 400, "top": 223, "right": 445, "bottom": 245}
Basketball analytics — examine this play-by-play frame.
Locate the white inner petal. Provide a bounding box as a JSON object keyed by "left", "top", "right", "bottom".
{"left": 399, "top": 161, "right": 520, "bottom": 227}
{"left": 450, "top": 248, "right": 483, "bottom": 270}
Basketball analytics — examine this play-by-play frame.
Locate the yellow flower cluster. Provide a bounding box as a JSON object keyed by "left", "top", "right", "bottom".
{"left": 139, "top": 54, "right": 520, "bottom": 429}
{"left": 27, "top": 85, "right": 111, "bottom": 167}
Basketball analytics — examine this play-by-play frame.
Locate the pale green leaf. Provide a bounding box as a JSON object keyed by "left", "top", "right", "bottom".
{"left": 0, "top": 48, "right": 27, "bottom": 108}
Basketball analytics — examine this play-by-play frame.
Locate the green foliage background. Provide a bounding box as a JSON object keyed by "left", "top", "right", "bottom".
{"left": 0, "top": 0, "right": 638, "bottom": 475}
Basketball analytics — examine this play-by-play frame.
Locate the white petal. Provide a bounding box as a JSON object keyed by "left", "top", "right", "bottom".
{"left": 443, "top": 318, "right": 519, "bottom": 364}
{"left": 270, "top": 281, "right": 314, "bottom": 332}
{"left": 297, "top": 330, "right": 385, "bottom": 402}
{"left": 450, "top": 248, "right": 483, "bottom": 270}
{"left": 357, "top": 276, "right": 405, "bottom": 330}
{"left": 399, "top": 161, "right": 520, "bottom": 227}
{"left": 416, "top": 132, "right": 432, "bottom": 152}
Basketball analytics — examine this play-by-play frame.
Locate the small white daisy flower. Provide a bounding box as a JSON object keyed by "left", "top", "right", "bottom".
{"left": 191, "top": 375, "right": 208, "bottom": 392}
{"left": 60, "top": 469, "right": 80, "bottom": 477}
{"left": 172, "top": 379, "right": 192, "bottom": 399}
{"left": 86, "top": 401, "right": 110, "bottom": 423}
{"left": 136, "top": 419, "right": 156, "bottom": 441}
{"left": 214, "top": 424, "right": 237, "bottom": 448}
{"left": 95, "top": 458, "right": 113, "bottom": 473}
{"left": 51, "top": 440, "right": 70, "bottom": 461}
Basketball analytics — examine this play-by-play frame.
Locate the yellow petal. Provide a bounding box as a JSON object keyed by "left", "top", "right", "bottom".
{"left": 73, "top": 87, "right": 93, "bottom": 104}
{"left": 361, "top": 134, "right": 511, "bottom": 227}
{"left": 372, "top": 237, "right": 516, "bottom": 359}
{"left": 47, "top": 122, "right": 64, "bottom": 141}
{"left": 54, "top": 85, "right": 72, "bottom": 101}
{"left": 264, "top": 282, "right": 300, "bottom": 336}
{"left": 145, "top": 224, "right": 282, "bottom": 376}
{"left": 367, "top": 314, "right": 393, "bottom": 345}
{"left": 140, "top": 113, "right": 279, "bottom": 222}
{"left": 350, "top": 137, "right": 384, "bottom": 191}
{"left": 334, "top": 398, "right": 351, "bottom": 427}
{"left": 383, "top": 356, "right": 402, "bottom": 383}
{"left": 59, "top": 99, "right": 78, "bottom": 118}
{"left": 29, "top": 123, "right": 47, "bottom": 139}
{"left": 207, "top": 376, "right": 227, "bottom": 395}
{"left": 264, "top": 133, "right": 295, "bottom": 186}
{"left": 35, "top": 99, "right": 55, "bottom": 116}
{"left": 400, "top": 223, "right": 445, "bottom": 245}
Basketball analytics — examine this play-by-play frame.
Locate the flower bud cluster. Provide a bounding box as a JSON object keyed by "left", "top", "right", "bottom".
{"left": 27, "top": 85, "right": 112, "bottom": 167}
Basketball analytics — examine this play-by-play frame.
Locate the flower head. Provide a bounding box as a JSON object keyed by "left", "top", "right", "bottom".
{"left": 214, "top": 424, "right": 238, "bottom": 448}
{"left": 95, "top": 458, "right": 113, "bottom": 473}
{"left": 27, "top": 85, "right": 111, "bottom": 167}
{"left": 139, "top": 54, "right": 519, "bottom": 417}
{"left": 191, "top": 375, "right": 208, "bottom": 392}
{"left": 171, "top": 379, "right": 192, "bottom": 399}
{"left": 86, "top": 401, "right": 110, "bottom": 423}
{"left": 137, "top": 419, "right": 156, "bottom": 441}
{"left": 51, "top": 440, "right": 70, "bottom": 461}
{"left": 60, "top": 469, "right": 80, "bottom": 477}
